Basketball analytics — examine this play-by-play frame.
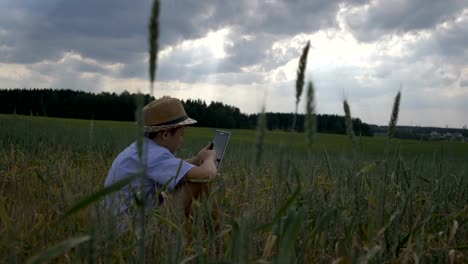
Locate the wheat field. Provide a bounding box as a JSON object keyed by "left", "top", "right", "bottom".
{"left": 1, "top": 1, "right": 467, "bottom": 262}
{"left": 0, "top": 114, "right": 466, "bottom": 263}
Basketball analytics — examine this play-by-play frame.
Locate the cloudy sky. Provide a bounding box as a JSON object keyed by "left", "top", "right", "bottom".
{"left": 0, "top": 0, "right": 467, "bottom": 128}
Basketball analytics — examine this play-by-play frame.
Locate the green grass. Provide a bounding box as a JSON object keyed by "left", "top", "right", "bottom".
{"left": 0, "top": 114, "right": 467, "bottom": 263}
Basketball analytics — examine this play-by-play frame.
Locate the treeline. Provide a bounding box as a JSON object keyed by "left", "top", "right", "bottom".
{"left": 184, "top": 99, "right": 372, "bottom": 135}
{"left": 0, "top": 88, "right": 154, "bottom": 121}
{"left": 259, "top": 112, "right": 373, "bottom": 136}
{"left": 0, "top": 89, "right": 373, "bottom": 136}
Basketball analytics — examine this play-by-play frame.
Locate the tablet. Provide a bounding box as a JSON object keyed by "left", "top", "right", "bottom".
{"left": 210, "top": 129, "right": 231, "bottom": 168}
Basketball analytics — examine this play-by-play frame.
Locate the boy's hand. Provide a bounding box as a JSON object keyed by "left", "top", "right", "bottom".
{"left": 197, "top": 149, "right": 216, "bottom": 163}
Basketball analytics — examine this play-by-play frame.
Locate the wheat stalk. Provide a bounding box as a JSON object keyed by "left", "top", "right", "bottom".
{"left": 255, "top": 105, "right": 267, "bottom": 164}
{"left": 304, "top": 81, "right": 316, "bottom": 153}
{"left": 388, "top": 91, "right": 401, "bottom": 140}
{"left": 292, "top": 41, "right": 310, "bottom": 130}
{"left": 148, "top": 0, "right": 160, "bottom": 96}
{"left": 343, "top": 100, "right": 356, "bottom": 148}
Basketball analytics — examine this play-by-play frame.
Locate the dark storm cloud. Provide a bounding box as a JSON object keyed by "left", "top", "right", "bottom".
{"left": 432, "top": 17, "right": 468, "bottom": 58}
{"left": 0, "top": 0, "right": 360, "bottom": 90}
{"left": 162, "top": 0, "right": 360, "bottom": 38}
{"left": 2, "top": 0, "right": 465, "bottom": 70}
{"left": 345, "top": 0, "right": 467, "bottom": 42}
{"left": 0, "top": 0, "right": 354, "bottom": 65}
{"left": 220, "top": 33, "right": 276, "bottom": 72}
{"left": 0, "top": 0, "right": 152, "bottom": 64}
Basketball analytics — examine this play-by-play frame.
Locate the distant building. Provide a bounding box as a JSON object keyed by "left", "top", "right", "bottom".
{"left": 430, "top": 131, "right": 441, "bottom": 140}
{"left": 429, "top": 131, "right": 466, "bottom": 142}
{"left": 453, "top": 133, "right": 464, "bottom": 141}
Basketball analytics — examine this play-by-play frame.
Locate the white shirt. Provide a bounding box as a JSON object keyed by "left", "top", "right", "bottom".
{"left": 104, "top": 137, "right": 194, "bottom": 215}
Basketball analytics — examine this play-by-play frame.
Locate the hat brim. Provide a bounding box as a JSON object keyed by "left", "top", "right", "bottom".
{"left": 144, "top": 117, "right": 197, "bottom": 132}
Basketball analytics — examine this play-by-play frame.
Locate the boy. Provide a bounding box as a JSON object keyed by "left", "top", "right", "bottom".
{"left": 104, "top": 97, "right": 217, "bottom": 220}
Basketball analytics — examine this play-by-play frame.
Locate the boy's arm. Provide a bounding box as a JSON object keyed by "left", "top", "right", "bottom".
{"left": 185, "top": 156, "right": 201, "bottom": 166}
{"left": 185, "top": 149, "right": 217, "bottom": 181}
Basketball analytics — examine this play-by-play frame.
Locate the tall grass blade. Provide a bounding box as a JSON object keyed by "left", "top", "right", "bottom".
{"left": 134, "top": 94, "right": 147, "bottom": 262}
{"left": 61, "top": 174, "right": 137, "bottom": 220}
{"left": 26, "top": 236, "right": 90, "bottom": 264}
{"left": 292, "top": 41, "right": 310, "bottom": 131}
{"left": 276, "top": 207, "right": 305, "bottom": 263}
{"left": 257, "top": 184, "right": 301, "bottom": 231}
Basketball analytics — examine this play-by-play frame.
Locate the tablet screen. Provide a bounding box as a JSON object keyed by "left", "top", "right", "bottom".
{"left": 212, "top": 130, "right": 231, "bottom": 168}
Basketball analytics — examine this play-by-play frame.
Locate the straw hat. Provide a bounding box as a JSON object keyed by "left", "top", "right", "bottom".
{"left": 143, "top": 97, "right": 197, "bottom": 132}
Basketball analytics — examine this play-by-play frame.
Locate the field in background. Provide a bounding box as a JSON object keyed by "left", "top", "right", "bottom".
{"left": 1, "top": 114, "right": 467, "bottom": 263}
